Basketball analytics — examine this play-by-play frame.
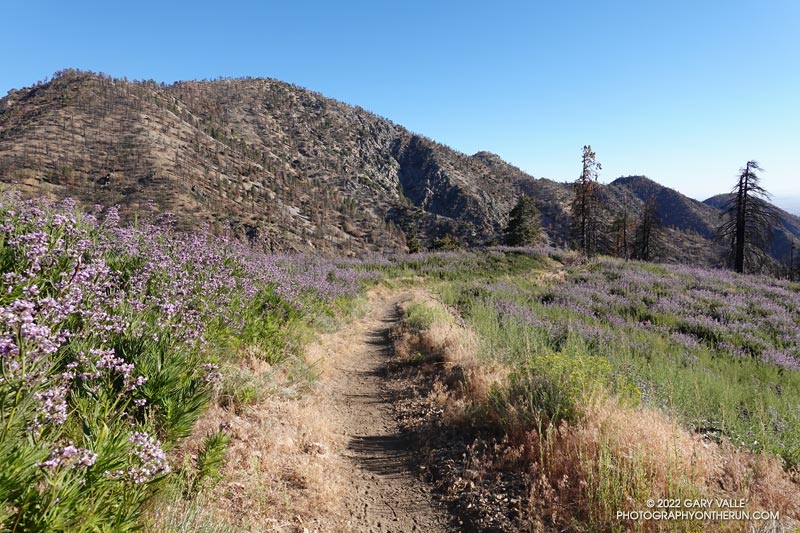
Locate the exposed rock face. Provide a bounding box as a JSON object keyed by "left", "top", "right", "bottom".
{"left": 0, "top": 71, "right": 524, "bottom": 253}
{"left": 1, "top": 70, "right": 797, "bottom": 266}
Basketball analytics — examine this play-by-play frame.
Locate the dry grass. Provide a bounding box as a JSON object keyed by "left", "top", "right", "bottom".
{"left": 199, "top": 399, "right": 346, "bottom": 531}
{"left": 520, "top": 397, "right": 800, "bottom": 531}
{"left": 147, "top": 344, "right": 353, "bottom": 532}
{"left": 395, "top": 294, "right": 800, "bottom": 532}
{"left": 394, "top": 292, "right": 508, "bottom": 420}
{"left": 148, "top": 288, "right": 402, "bottom": 532}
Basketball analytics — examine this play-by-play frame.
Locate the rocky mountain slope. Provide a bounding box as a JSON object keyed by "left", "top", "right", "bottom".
{"left": 1, "top": 70, "right": 797, "bottom": 267}
{"left": 0, "top": 70, "right": 521, "bottom": 253}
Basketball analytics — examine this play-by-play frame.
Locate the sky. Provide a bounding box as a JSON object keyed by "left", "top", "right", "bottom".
{"left": 1, "top": 0, "right": 798, "bottom": 205}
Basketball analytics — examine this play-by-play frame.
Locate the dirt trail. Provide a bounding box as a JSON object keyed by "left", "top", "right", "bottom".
{"left": 313, "top": 290, "right": 455, "bottom": 533}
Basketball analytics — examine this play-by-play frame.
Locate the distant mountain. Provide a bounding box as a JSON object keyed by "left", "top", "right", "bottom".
{"left": 0, "top": 70, "right": 793, "bottom": 271}
{"left": 0, "top": 70, "right": 543, "bottom": 253}
{"left": 773, "top": 195, "right": 800, "bottom": 217}
{"left": 610, "top": 176, "right": 718, "bottom": 239}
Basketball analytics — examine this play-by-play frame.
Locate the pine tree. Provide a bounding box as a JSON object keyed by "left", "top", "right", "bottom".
{"left": 432, "top": 233, "right": 460, "bottom": 250}
{"left": 570, "top": 145, "right": 603, "bottom": 257}
{"left": 406, "top": 224, "right": 422, "bottom": 253}
{"left": 717, "top": 161, "right": 777, "bottom": 273}
{"left": 504, "top": 195, "right": 542, "bottom": 246}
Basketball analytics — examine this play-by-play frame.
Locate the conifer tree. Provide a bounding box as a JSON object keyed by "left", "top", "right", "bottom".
{"left": 570, "top": 145, "right": 603, "bottom": 257}
{"left": 504, "top": 195, "right": 542, "bottom": 246}
{"left": 717, "top": 161, "right": 777, "bottom": 273}
{"left": 406, "top": 224, "right": 422, "bottom": 253}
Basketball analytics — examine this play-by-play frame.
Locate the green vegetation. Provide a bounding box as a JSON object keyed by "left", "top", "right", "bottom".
{"left": 404, "top": 302, "right": 447, "bottom": 333}
{"left": 0, "top": 195, "right": 374, "bottom": 532}
{"left": 379, "top": 247, "right": 800, "bottom": 531}
{"left": 504, "top": 195, "right": 542, "bottom": 246}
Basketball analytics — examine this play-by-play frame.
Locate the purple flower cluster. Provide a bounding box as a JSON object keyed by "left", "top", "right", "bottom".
{"left": 236, "top": 251, "right": 378, "bottom": 307}
{"left": 494, "top": 298, "right": 537, "bottom": 326}
{"left": 523, "top": 259, "right": 800, "bottom": 369}
{"left": 127, "top": 431, "right": 170, "bottom": 484}
{"left": 36, "top": 445, "right": 98, "bottom": 470}
{"left": 0, "top": 192, "right": 376, "bottom": 517}
{"left": 200, "top": 362, "right": 222, "bottom": 384}
{"left": 33, "top": 385, "right": 69, "bottom": 427}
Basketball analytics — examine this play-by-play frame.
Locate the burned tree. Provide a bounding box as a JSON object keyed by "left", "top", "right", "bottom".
{"left": 633, "top": 195, "right": 660, "bottom": 261}
{"left": 717, "top": 161, "right": 777, "bottom": 273}
{"left": 570, "top": 145, "right": 603, "bottom": 257}
{"left": 610, "top": 208, "right": 634, "bottom": 260}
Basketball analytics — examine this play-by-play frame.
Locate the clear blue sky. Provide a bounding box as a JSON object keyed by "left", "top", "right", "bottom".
{"left": 1, "top": 1, "right": 798, "bottom": 202}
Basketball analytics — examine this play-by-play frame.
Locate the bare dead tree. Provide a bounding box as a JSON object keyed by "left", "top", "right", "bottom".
{"left": 633, "top": 195, "right": 661, "bottom": 261}
{"left": 717, "top": 161, "right": 778, "bottom": 273}
{"left": 570, "top": 145, "right": 603, "bottom": 257}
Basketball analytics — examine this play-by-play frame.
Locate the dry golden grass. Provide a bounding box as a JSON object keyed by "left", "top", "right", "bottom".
{"left": 200, "top": 399, "right": 346, "bottom": 531}
{"left": 519, "top": 397, "right": 800, "bottom": 532}
{"left": 396, "top": 294, "right": 800, "bottom": 533}
{"left": 395, "top": 293, "right": 508, "bottom": 414}
{"left": 146, "top": 344, "right": 353, "bottom": 532}
{"left": 148, "top": 288, "right": 412, "bottom": 533}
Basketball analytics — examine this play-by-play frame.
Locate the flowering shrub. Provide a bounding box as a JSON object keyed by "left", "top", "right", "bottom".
{"left": 430, "top": 253, "right": 800, "bottom": 465}
{"left": 534, "top": 259, "right": 800, "bottom": 368}
{"left": 0, "top": 193, "right": 374, "bottom": 531}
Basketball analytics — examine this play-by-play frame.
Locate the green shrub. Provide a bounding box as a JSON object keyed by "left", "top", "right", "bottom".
{"left": 404, "top": 302, "right": 445, "bottom": 332}
{"left": 490, "top": 352, "right": 611, "bottom": 428}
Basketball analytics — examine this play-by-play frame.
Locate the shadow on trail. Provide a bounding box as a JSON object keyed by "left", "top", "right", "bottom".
{"left": 349, "top": 299, "right": 519, "bottom": 533}
{"left": 347, "top": 433, "right": 413, "bottom": 477}
{"left": 346, "top": 306, "right": 413, "bottom": 478}
{"left": 341, "top": 300, "right": 462, "bottom": 531}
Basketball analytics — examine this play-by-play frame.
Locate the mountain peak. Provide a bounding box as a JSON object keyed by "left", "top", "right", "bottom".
{"left": 609, "top": 175, "right": 656, "bottom": 187}
{"left": 0, "top": 70, "right": 534, "bottom": 253}
{"left": 1, "top": 70, "right": 798, "bottom": 266}
{"left": 470, "top": 151, "right": 508, "bottom": 168}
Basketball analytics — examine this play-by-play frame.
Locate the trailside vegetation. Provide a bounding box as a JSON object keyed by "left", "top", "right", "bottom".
{"left": 374, "top": 249, "right": 800, "bottom": 531}
{"left": 0, "top": 193, "right": 375, "bottom": 531}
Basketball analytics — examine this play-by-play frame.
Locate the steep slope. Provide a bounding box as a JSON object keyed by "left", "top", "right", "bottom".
{"left": 0, "top": 71, "right": 529, "bottom": 253}
{"left": 611, "top": 176, "right": 718, "bottom": 238}
{"left": 0, "top": 70, "right": 793, "bottom": 269}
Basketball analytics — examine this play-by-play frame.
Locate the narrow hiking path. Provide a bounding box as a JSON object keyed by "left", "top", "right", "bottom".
{"left": 309, "top": 289, "right": 456, "bottom": 533}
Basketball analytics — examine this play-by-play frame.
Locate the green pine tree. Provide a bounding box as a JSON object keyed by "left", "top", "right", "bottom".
{"left": 504, "top": 195, "right": 542, "bottom": 246}
{"left": 406, "top": 224, "right": 422, "bottom": 253}
{"left": 432, "top": 233, "right": 460, "bottom": 250}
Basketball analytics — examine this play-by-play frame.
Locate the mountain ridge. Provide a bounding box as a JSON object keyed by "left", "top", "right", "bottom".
{"left": 1, "top": 69, "right": 798, "bottom": 269}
